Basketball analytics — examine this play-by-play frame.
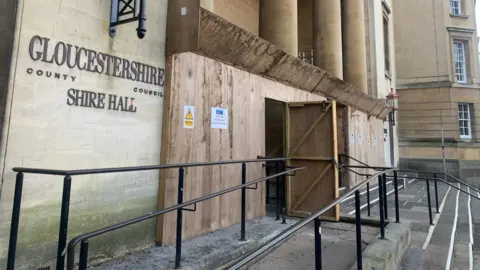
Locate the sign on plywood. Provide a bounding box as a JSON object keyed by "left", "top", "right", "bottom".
{"left": 184, "top": 105, "right": 195, "bottom": 128}
{"left": 358, "top": 135, "right": 363, "bottom": 145}
{"left": 211, "top": 107, "right": 228, "bottom": 129}
{"left": 350, "top": 133, "right": 355, "bottom": 145}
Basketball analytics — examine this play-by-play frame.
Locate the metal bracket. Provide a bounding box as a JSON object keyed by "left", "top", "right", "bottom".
{"left": 181, "top": 203, "right": 197, "bottom": 212}
{"left": 286, "top": 166, "right": 297, "bottom": 176}
{"left": 109, "top": 0, "right": 147, "bottom": 39}
{"left": 246, "top": 183, "right": 258, "bottom": 190}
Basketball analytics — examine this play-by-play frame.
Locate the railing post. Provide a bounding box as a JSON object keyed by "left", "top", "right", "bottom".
{"left": 355, "top": 190, "right": 363, "bottom": 270}
{"left": 434, "top": 173, "right": 439, "bottom": 213}
{"left": 241, "top": 162, "right": 247, "bottom": 241}
{"left": 56, "top": 175, "right": 72, "bottom": 270}
{"left": 378, "top": 175, "right": 385, "bottom": 239}
{"left": 314, "top": 217, "right": 322, "bottom": 270}
{"left": 175, "top": 167, "right": 185, "bottom": 269}
{"left": 275, "top": 161, "right": 280, "bottom": 220}
{"left": 426, "top": 179, "right": 433, "bottom": 225}
{"left": 382, "top": 173, "right": 388, "bottom": 220}
{"left": 367, "top": 180, "right": 371, "bottom": 217}
{"left": 266, "top": 162, "right": 270, "bottom": 204}
{"left": 79, "top": 240, "right": 89, "bottom": 270}
{"left": 7, "top": 172, "right": 24, "bottom": 270}
{"left": 282, "top": 160, "right": 287, "bottom": 224}
{"left": 394, "top": 171, "right": 400, "bottom": 223}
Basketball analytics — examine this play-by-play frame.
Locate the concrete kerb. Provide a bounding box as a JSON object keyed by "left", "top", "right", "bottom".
{"left": 351, "top": 221, "right": 412, "bottom": 270}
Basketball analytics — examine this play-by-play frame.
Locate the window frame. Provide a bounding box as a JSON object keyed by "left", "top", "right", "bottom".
{"left": 458, "top": 103, "right": 472, "bottom": 139}
{"left": 450, "top": 0, "right": 462, "bottom": 15}
{"left": 453, "top": 40, "right": 468, "bottom": 83}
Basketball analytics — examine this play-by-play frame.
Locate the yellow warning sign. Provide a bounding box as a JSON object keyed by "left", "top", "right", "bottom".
{"left": 183, "top": 105, "right": 194, "bottom": 128}
{"left": 185, "top": 109, "right": 193, "bottom": 120}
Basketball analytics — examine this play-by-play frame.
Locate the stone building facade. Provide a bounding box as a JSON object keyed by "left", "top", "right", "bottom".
{"left": 393, "top": 0, "right": 480, "bottom": 185}
{"left": 0, "top": 0, "right": 396, "bottom": 268}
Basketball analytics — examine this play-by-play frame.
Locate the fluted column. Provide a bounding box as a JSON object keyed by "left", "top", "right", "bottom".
{"left": 260, "top": 0, "right": 298, "bottom": 56}
{"left": 342, "top": 0, "right": 368, "bottom": 93}
{"left": 313, "top": 0, "right": 343, "bottom": 79}
{"left": 200, "top": 0, "right": 214, "bottom": 12}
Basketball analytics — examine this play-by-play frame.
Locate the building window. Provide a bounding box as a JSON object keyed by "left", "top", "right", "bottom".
{"left": 383, "top": 16, "right": 390, "bottom": 73}
{"left": 458, "top": 103, "right": 472, "bottom": 138}
{"left": 453, "top": 40, "right": 467, "bottom": 83}
{"left": 450, "top": 0, "right": 462, "bottom": 15}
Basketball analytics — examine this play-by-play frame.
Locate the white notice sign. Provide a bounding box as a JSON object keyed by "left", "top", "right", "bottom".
{"left": 358, "top": 135, "right": 363, "bottom": 145}
{"left": 183, "top": 105, "right": 195, "bottom": 128}
{"left": 373, "top": 136, "right": 377, "bottom": 145}
{"left": 350, "top": 133, "right": 355, "bottom": 144}
{"left": 211, "top": 107, "right": 228, "bottom": 129}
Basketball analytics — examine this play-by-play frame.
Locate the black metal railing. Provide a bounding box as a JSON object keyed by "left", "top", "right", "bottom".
{"left": 7, "top": 157, "right": 295, "bottom": 270}
{"left": 230, "top": 168, "right": 396, "bottom": 270}
{"left": 230, "top": 160, "right": 480, "bottom": 270}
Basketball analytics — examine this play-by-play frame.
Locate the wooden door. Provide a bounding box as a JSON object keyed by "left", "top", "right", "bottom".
{"left": 286, "top": 101, "right": 339, "bottom": 220}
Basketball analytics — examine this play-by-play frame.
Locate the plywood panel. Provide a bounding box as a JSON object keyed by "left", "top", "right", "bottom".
{"left": 157, "top": 52, "right": 323, "bottom": 245}
{"left": 287, "top": 102, "right": 338, "bottom": 219}
{"left": 346, "top": 108, "right": 387, "bottom": 186}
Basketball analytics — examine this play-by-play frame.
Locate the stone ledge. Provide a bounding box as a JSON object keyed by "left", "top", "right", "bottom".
{"left": 89, "top": 216, "right": 297, "bottom": 270}
{"left": 351, "top": 221, "right": 411, "bottom": 270}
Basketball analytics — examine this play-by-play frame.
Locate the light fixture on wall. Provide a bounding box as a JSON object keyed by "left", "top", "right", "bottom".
{"left": 110, "top": 0, "right": 147, "bottom": 39}
{"left": 385, "top": 88, "right": 399, "bottom": 126}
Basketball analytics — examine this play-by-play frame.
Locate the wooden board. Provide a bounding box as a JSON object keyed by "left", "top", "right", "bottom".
{"left": 286, "top": 101, "right": 339, "bottom": 220}
{"left": 157, "top": 52, "right": 324, "bottom": 245}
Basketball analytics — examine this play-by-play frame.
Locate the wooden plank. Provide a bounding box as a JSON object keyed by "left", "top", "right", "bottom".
{"left": 331, "top": 101, "right": 339, "bottom": 220}
{"left": 288, "top": 103, "right": 332, "bottom": 156}
{"left": 157, "top": 52, "right": 325, "bottom": 245}
{"left": 156, "top": 55, "right": 175, "bottom": 244}
{"left": 285, "top": 103, "right": 292, "bottom": 213}
{"left": 291, "top": 163, "right": 333, "bottom": 211}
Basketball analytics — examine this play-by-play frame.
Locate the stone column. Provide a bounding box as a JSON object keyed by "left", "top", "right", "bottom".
{"left": 313, "top": 0, "right": 343, "bottom": 79}
{"left": 342, "top": 0, "right": 368, "bottom": 93}
{"left": 200, "top": 0, "right": 214, "bottom": 12}
{"left": 260, "top": 0, "right": 298, "bottom": 56}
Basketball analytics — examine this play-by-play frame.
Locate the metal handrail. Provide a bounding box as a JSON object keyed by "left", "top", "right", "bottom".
{"left": 338, "top": 154, "right": 371, "bottom": 168}
{"left": 229, "top": 169, "right": 396, "bottom": 270}
{"left": 12, "top": 157, "right": 291, "bottom": 176}
{"left": 444, "top": 173, "right": 480, "bottom": 193}
{"left": 7, "top": 157, "right": 291, "bottom": 270}
{"left": 66, "top": 167, "right": 304, "bottom": 270}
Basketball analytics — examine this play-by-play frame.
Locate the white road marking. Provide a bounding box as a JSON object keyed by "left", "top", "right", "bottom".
{"left": 445, "top": 184, "right": 460, "bottom": 270}
{"left": 408, "top": 178, "right": 417, "bottom": 184}
{"left": 418, "top": 199, "right": 422, "bottom": 203}
{"left": 417, "top": 190, "right": 421, "bottom": 194}
{"left": 468, "top": 187, "right": 473, "bottom": 270}
{"left": 341, "top": 181, "right": 392, "bottom": 203}
{"left": 403, "top": 201, "right": 408, "bottom": 206}
{"left": 422, "top": 186, "right": 451, "bottom": 250}
{"left": 348, "top": 185, "right": 403, "bottom": 215}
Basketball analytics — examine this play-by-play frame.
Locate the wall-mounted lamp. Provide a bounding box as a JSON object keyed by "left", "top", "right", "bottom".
{"left": 385, "top": 88, "right": 399, "bottom": 126}
{"left": 110, "top": 0, "right": 147, "bottom": 39}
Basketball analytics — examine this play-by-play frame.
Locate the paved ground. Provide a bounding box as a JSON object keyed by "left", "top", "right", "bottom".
{"left": 90, "top": 173, "right": 479, "bottom": 270}
{"left": 340, "top": 174, "right": 479, "bottom": 270}
{"left": 250, "top": 221, "right": 379, "bottom": 270}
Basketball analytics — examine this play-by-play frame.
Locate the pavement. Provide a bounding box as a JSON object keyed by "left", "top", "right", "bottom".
{"left": 89, "top": 173, "right": 479, "bottom": 270}
{"left": 341, "top": 174, "right": 479, "bottom": 270}
{"left": 250, "top": 221, "right": 379, "bottom": 270}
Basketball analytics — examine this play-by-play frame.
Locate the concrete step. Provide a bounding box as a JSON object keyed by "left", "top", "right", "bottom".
{"left": 400, "top": 247, "right": 425, "bottom": 270}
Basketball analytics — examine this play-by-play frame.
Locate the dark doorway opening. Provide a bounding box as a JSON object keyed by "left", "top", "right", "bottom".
{"left": 264, "top": 98, "right": 286, "bottom": 214}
